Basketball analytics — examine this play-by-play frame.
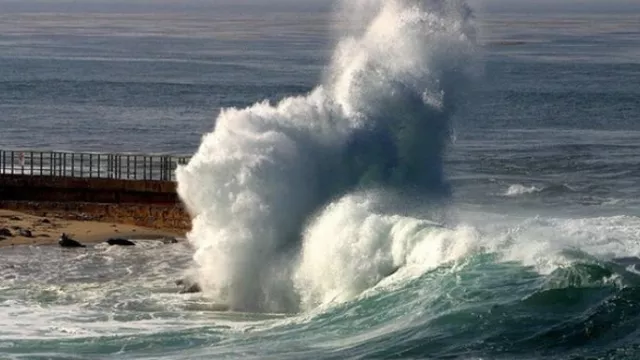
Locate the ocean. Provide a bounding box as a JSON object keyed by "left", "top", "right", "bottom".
{"left": 2, "top": 0, "right": 640, "bottom": 359}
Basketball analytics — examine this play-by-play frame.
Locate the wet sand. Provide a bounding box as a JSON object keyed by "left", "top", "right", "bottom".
{"left": 0, "top": 209, "right": 184, "bottom": 247}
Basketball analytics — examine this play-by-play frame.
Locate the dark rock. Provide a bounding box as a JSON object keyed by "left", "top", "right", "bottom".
{"left": 18, "top": 229, "right": 33, "bottom": 238}
{"left": 0, "top": 236, "right": 6, "bottom": 241}
{"left": 78, "top": 213, "right": 92, "bottom": 220}
{"left": 9, "top": 216, "right": 21, "bottom": 221}
{"left": 40, "top": 218, "right": 51, "bottom": 224}
{"left": 58, "top": 233, "right": 86, "bottom": 248}
{"left": 0, "top": 228, "right": 12, "bottom": 237}
{"left": 106, "top": 238, "right": 135, "bottom": 246}
{"left": 39, "top": 234, "right": 51, "bottom": 238}
{"left": 180, "top": 283, "right": 202, "bottom": 294}
{"left": 162, "top": 237, "right": 179, "bottom": 244}
{"left": 10, "top": 226, "right": 22, "bottom": 230}
{"left": 176, "top": 278, "right": 202, "bottom": 294}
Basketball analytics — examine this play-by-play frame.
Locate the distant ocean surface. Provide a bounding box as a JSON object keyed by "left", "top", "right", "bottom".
{"left": 2, "top": 1, "right": 640, "bottom": 359}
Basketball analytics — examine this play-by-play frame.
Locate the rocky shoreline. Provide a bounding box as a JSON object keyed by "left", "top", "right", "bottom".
{"left": 0, "top": 209, "right": 185, "bottom": 247}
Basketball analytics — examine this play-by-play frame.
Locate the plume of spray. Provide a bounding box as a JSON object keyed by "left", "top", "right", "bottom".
{"left": 176, "top": 0, "right": 477, "bottom": 313}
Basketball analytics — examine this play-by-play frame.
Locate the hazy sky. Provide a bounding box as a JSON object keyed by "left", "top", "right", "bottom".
{"left": 0, "top": 0, "right": 639, "bottom": 14}
{"left": 473, "top": 0, "right": 640, "bottom": 13}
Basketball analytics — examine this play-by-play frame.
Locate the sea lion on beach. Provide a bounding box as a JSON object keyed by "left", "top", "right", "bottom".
{"left": 58, "top": 233, "right": 86, "bottom": 248}
{"left": 106, "top": 238, "right": 136, "bottom": 246}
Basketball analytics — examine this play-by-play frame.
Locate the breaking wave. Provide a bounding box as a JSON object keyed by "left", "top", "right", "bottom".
{"left": 176, "top": 0, "right": 477, "bottom": 313}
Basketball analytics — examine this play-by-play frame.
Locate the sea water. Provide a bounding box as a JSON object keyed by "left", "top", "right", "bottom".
{"left": 1, "top": 1, "right": 640, "bottom": 359}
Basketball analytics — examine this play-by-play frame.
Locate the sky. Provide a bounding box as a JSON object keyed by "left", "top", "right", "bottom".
{"left": 473, "top": 0, "right": 640, "bottom": 13}
{"left": 0, "top": 0, "right": 639, "bottom": 14}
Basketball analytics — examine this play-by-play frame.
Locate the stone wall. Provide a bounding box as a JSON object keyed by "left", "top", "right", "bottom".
{"left": 0, "top": 175, "right": 191, "bottom": 231}
{"left": 0, "top": 175, "right": 179, "bottom": 203}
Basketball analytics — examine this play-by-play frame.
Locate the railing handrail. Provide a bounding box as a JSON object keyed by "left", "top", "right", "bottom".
{"left": 0, "top": 149, "right": 192, "bottom": 182}
{"left": 0, "top": 148, "right": 192, "bottom": 157}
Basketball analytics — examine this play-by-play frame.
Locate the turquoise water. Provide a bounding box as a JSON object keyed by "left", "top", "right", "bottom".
{"left": 4, "top": 233, "right": 640, "bottom": 359}
{"left": 2, "top": 0, "right": 640, "bottom": 359}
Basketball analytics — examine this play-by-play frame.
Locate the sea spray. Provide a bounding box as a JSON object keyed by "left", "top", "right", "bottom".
{"left": 293, "top": 193, "right": 483, "bottom": 308}
{"left": 176, "top": 0, "right": 477, "bottom": 312}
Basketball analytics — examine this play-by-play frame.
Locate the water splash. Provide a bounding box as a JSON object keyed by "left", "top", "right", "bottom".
{"left": 176, "top": 0, "right": 477, "bottom": 313}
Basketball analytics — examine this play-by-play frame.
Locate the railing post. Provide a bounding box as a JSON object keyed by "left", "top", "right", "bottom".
{"left": 167, "top": 156, "right": 171, "bottom": 181}
{"left": 149, "top": 156, "right": 153, "bottom": 180}
{"left": 160, "top": 155, "right": 164, "bottom": 181}
{"left": 0, "top": 150, "right": 191, "bottom": 180}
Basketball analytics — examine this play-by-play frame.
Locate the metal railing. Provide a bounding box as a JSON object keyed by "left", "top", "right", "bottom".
{"left": 0, "top": 149, "right": 190, "bottom": 181}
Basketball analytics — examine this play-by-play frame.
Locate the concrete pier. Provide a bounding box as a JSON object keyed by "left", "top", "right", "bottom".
{"left": 0, "top": 149, "right": 191, "bottom": 231}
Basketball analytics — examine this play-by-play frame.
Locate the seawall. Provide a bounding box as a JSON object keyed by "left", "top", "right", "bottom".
{"left": 0, "top": 175, "right": 191, "bottom": 232}
{"left": 0, "top": 175, "right": 179, "bottom": 204}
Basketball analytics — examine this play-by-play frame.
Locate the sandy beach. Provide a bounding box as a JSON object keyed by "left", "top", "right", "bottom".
{"left": 0, "top": 209, "right": 185, "bottom": 247}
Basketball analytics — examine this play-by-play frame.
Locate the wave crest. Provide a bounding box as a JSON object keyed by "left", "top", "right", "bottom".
{"left": 176, "top": 0, "right": 477, "bottom": 312}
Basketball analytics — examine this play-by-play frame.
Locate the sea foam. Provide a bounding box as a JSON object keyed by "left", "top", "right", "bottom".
{"left": 176, "top": 0, "right": 477, "bottom": 312}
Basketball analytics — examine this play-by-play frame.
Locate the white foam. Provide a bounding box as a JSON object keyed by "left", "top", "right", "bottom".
{"left": 293, "top": 193, "right": 481, "bottom": 309}
{"left": 176, "top": 0, "right": 476, "bottom": 313}
{"left": 505, "top": 184, "right": 541, "bottom": 196}
{"left": 0, "top": 242, "right": 270, "bottom": 340}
